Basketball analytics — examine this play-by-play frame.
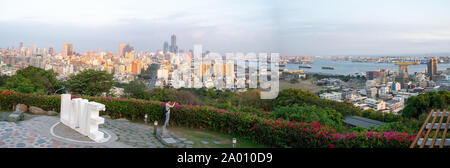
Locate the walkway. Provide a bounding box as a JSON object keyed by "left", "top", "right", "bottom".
{"left": 0, "top": 112, "right": 164, "bottom": 148}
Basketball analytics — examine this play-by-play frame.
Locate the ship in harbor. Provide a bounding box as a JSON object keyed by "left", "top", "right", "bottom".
{"left": 299, "top": 64, "right": 312, "bottom": 69}
{"left": 321, "top": 66, "right": 335, "bottom": 70}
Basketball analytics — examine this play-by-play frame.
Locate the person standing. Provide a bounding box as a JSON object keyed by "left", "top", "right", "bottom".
{"left": 161, "top": 101, "right": 176, "bottom": 137}
{"left": 164, "top": 101, "right": 176, "bottom": 127}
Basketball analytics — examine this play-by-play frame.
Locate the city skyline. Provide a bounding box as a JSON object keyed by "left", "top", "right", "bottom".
{"left": 1, "top": 0, "right": 450, "bottom": 56}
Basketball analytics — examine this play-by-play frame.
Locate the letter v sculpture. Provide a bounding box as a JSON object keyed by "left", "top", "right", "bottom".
{"left": 60, "top": 94, "right": 106, "bottom": 142}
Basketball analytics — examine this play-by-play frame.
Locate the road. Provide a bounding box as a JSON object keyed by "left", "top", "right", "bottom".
{"left": 148, "top": 64, "right": 160, "bottom": 89}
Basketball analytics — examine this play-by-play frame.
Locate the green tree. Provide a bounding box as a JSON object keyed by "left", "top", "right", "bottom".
{"left": 123, "top": 81, "right": 149, "bottom": 99}
{"left": 138, "top": 64, "right": 159, "bottom": 79}
{"left": 273, "top": 89, "right": 361, "bottom": 116}
{"left": 4, "top": 66, "right": 60, "bottom": 94}
{"left": 206, "top": 88, "right": 218, "bottom": 98}
{"left": 273, "top": 104, "right": 343, "bottom": 130}
{"left": 146, "top": 88, "right": 170, "bottom": 102}
{"left": 402, "top": 90, "right": 449, "bottom": 118}
{"left": 0, "top": 75, "right": 9, "bottom": 88}
{"left": 5, "top": 75, "right": 35, "bottom": 93}
{"left": 66, "top": 69, "right": 114, "bottom": 96}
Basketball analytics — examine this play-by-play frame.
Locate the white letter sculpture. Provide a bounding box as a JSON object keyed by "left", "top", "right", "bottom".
{"left": 60, "top": 94, "right": 106, "bottom": 143}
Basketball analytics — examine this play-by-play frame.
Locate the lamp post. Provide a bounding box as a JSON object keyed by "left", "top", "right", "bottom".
{"left": 154, "top": 121, "right": 158, "bottom": 135}
{"left": 232, "top": 138, "right": 237, "bottom": 148}
{"left": 144, "top": 114, "right": 148, "bottom": 124}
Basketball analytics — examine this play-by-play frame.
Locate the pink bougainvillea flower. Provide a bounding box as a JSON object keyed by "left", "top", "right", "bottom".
{"left": 174, "top": 104, "right": 183, "bottom": 109}
{"left": 328, "top": 144, "right": 336, "bottom": 148}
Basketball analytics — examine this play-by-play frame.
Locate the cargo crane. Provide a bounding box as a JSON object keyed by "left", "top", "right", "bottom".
{"left": 394, "top": 62, "right": 419, "bottom": 66}
{"left": 394, "top": 59, "right": 420, "bottom": 89}
{"left": 394, "top": 59, "right": 420, "bottom": 72}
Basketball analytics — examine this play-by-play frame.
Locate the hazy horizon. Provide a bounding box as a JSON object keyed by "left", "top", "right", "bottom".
{"left": 1, "top": 0, "right": 450, "bottom": 56}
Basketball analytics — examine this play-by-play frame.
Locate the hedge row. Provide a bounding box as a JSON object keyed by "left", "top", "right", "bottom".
{"left": 0, "top": 90, "right": 414, "bottom": 148}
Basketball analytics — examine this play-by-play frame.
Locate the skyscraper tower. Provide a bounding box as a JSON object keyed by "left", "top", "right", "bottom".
{"left": 49, "top": 47, "right": 54, "bottom": 56}
{"left": 170, "top": 34, "right": 178, "bottom": 54}
{"left": 131, "top": 60, "right": 138, "bottom": 74}
{"left": 118, "top": 43, "right": 126, "bottom": 57}
{"left": 428, "top": 57, "right": 438, "bottom": 81}
{"left": 123, "top": 44, "right": 134, "bottom": 55}
{"left": 32, "top": 44, "right": 36, "bottom": 56}
{"left": 163, "top": 41, "right": 169, "bottom": 54}
{"left": 395, "top": 65, "right": 409, "bottom": 89}
{"left": 62, "top": 43, "right": 73, "bottom": 57}
{"left": 19, "top": 42, "right": 24, "bottom": 55}
{"left": 43, "top": 48, "right": 47, "bottom": 57}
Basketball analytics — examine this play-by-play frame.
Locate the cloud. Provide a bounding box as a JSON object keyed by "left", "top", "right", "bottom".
{"left": 2, "top": 0, "right": 450, "bottom": 55}
{"left": 400, "top": 31, "right": 450, "bottom": 43}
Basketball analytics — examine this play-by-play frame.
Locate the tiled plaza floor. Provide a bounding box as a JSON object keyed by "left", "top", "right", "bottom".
{"left": 0, "top": 112, "right": 165, "bottom": 148}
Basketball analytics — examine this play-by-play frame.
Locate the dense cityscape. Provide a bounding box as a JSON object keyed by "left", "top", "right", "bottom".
{"left": 1, "top": 34, "right": 449, "bottom": 116}
{"left": 2, "top": 1, "right": 450, "bottom": 152}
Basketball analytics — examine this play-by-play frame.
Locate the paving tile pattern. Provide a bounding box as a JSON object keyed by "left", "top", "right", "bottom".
{"left": 0, "top": 121, "right": 95, "bottom": 148}
{"left": 0, "top": 112, "right": 164, "bottom": 148}
{"left": 101, "top": 119, "right": 164, "bottom": 148}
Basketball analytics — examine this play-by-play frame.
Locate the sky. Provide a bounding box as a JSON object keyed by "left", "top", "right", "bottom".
{"left": 1, "top": 0, "right": 450, "bottom": 56}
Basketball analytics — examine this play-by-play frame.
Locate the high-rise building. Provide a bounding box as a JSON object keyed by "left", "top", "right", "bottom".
{"left": 392, "top": 82, "right": 401, "bottom": 91}
{"left": 395, "top": 65, "right": 409, "bottom": 89}
{"left": 118, "top": 43, "right": 125, "bottom": 57}
{"left": 366, "top": 87, "right": 378, "bottom": 98}
{"left": 366, "top": 70, "right": 384, "bottom": 81}
{"left": 87, "top": 50, "right": 93, "bottom": 57}
{"left": 163, "top": 41, "right": 169, "bottom": 54}
{"left": 62, "top": 43, "right": 73, "bottom": 57}
{"left": 32, "top": 44, "right": 36, "bottom": 56}
{"left": 123, "top": 44, "right": 134, "bottom": 55}
{"left": 48, "top": 47, "right": 54, "bottom": 56}
{"left": 131, "top": 61, "right": 138, "bottom": 74}
{"left": 125, "top": 51, "right": 135, "bottom": 60}
{"left": 170, "top": 34, "right": 178, "bottom": 54}
{"left": 428, "top": 57, "right": 438, "bottom": 81}
{"left": 19, "top": 42, "right": 23, "bottom": 50}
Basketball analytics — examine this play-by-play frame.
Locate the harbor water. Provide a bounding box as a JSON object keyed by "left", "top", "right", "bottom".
{"left": 286, "top": 58, "right": 450, "bottom": 76}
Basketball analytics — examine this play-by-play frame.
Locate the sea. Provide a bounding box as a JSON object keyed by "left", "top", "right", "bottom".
{"left": 285, "top": 58, "right": 450, "bottom": 76}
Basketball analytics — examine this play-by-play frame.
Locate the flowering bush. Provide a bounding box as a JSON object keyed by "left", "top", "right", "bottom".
{"left": 1, "top": 90, "right": 60, "bottom": 111}
{"left": 0, "top": 89, "right": 414, "bottom": 148}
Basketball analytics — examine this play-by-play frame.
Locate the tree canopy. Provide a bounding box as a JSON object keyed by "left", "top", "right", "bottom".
{"left": 402, "top": 90, "right": 450, "bottom": 118}
{"left": 66, "top": 69, "right": 114, "bottom": 96}
{"left": 123, "top": 80, "right": 149, "bottom": 99}
{"left": 273, "top": 89, "right": 362, "bottom": 116}
{"left": 4, "top": 66, "right": 60, "bottom": 94}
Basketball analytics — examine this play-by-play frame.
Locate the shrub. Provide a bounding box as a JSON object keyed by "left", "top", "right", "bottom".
{"left": 402, "top": 90, "right": 450, "bottom": 118}
{"left": 123, "top": 81, "right": 150, "bottom": 100}
{"left": 4, "top": 66, "right": 61, "bottom": 94}
{"left": 273, "top": 89, "right": 362, "bottom": 116}
{"left": 272, "top": 105, "right": 343, "bottom": 131}
{"left": 168, "top": 90, "right": 202, "bottom": 105}
{"left": 0, "top": 89, "right": 413, "bottom": 148}
{"left": 65, "top": 69, "right": 114, "bottom": 96}
{"left": 0, "top": 90, "right": 60, "bottom": 111}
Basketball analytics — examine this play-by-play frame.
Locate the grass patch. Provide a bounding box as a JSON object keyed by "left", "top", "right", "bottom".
{"left": 279, "top": 79, "right": 322, "bottom": 93}
{"left": 168, "top": 127, "right": 269, "bottom": 148}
